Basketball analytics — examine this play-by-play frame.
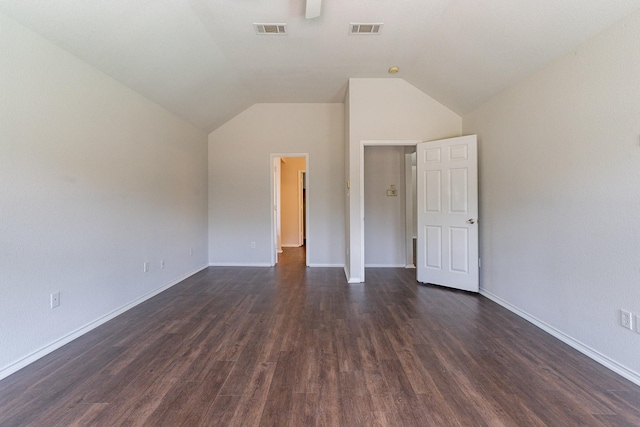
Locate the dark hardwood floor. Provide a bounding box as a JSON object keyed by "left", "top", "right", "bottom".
{"left": 2, "top": 247, "right": 640, "bottom": 426}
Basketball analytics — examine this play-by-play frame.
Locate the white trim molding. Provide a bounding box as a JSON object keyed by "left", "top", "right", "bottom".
{"left": 209, "top": 262, "right": 272, "bottom": 267}
{"left": 357, "top": 140, "right": 422, "bottom": 283}
{"left": 307, "top": 263, "right": 345, "bottom": 268}
{"left": 364, "top": 264, "right": 406, "bottom": 268}
{"left": 481, "top": 288, "right": 640, "bottom": 387}
{"left": 0, "top": 265, "right": 209, "bottom": 381}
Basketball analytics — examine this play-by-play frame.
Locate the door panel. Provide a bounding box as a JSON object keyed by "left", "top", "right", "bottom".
{"left": 449, "top": 227, "right": 469, "bottom": 273}
{"left": 425, "top": 171, "right": 441, "bottom": 212}
{"left": 425, "top": 226, "right": 442, "bottom": 269}
{"left": 417, "top": 135, "right": 478, "bottom": 292}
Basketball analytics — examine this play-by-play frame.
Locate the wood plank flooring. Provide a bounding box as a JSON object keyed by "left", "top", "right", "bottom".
{"left": 1, "top": 247, "right": 640, "bottom": 426}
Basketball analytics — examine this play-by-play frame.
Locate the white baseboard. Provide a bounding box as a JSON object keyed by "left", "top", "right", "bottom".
{"left": 281, "top": 244, "right": 302, "bottom": 248}
{"left": 480, "top": 288, "right": 640, "bottom": 387}
{"left": 405, "top": 264, "right": 416, "bottom": 269}
{"left": 209, "top": 262, "right": 343, "bottom": 268}
{"left": 0, "top": 264, "right": 209, "bottom": 382}
{"left": 338, "top": 264, "right": 363, "bottom": 284}
{"left": 342, "top": 266, "right": 362, "bottom": 284}
{"left": 307, "top": 263, "right": 344, "bottom": 268}
{"left": 209, "top": 262, "right": 272, "bottom": 267}
{"left": 347, "top": 271, "right": 362, "bottom": 283}
{"left": 365, "top": 264, "right": 406, "bottom": 268}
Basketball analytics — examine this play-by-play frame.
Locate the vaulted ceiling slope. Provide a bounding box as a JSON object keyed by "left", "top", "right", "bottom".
{"left": 2, "top": 1, "right": 639, "bottom": 133}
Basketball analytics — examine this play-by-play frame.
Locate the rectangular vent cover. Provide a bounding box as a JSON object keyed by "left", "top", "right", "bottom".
{"left": 350, "top": 23, "right": 383, "bottom": 35}
{"left": 254, "top": 23, "right": 287, "bottom": 35}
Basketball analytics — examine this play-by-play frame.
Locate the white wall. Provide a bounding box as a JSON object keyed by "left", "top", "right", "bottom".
{"left": 208, "top": 103, "right": 344, "bottom": 267}
{"left": 463, "top": 10, "right": 640, "bottom": 382}
{"left": 346, "top": 78, "right": 462, "bottom": 281}
{"left": 364, "top": 146, "right": 406, "bottom": 266}
{"left": 0, "top": 15, "right": 208, "bottom": 379}
{"left": 281, "top": 157, "right": 306, "bottom": 247}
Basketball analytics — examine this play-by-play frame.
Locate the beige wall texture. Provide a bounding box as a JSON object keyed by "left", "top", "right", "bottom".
{"left": 280, "top": 157, "right": 306, "bottom": 247}
{"left": 463, "top": 10, "right": 640, "bottom": 382}
{"left": 208, "top": 103, "right": 344, "bottom": 267}
{"left": 364, "top": 146, "right": 406, "bottom": 267}
{"left": 1, "top": 15, "right": 208, "bottom": 379}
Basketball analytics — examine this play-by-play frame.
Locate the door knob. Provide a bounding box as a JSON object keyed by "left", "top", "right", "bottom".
{"left": 467, "top": 218, "right": 477, "bottom": 224}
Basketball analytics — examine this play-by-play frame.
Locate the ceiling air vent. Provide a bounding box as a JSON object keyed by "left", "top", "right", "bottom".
{"left": 254, "top": 23, "right": 287, "bottom": 35}
{"left": 349, "top": 23, "right": 383, "bottom": 35}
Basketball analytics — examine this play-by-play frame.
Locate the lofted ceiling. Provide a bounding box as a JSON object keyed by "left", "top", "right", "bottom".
{"left": 1, "top": 0, "right": 639, "bottom": 133}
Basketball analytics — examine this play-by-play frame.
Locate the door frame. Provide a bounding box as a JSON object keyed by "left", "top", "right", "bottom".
{"left": 405, "top": 148, "right": 417, "bottom": 269}
{"left": 359, "top": 140, "right": 421, "bottom": 282}
{"left": 270, "top": 153, "right": 310, "bottom": 267}
{"left": 273, "top": 157, "right": 282, "bottom": 261}
{"left": 298, "top": 170, "right": 306, "bottom": 247}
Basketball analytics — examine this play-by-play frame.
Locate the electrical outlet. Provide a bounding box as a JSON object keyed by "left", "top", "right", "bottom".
{"left": 143, "top": 261, "right": 150, "bottom": 273}
{"left": 620, "top": 309, "right": 633, "bottom": 330}
{"left": 50, "top": 292, "right": 60, "bottom": 309}
{"left": 251, "top": 242, "right": 256, "bottom": 249}
{"left": 190, "top": 248, "right": 193, "bottom": 256}
{"left": 160, "top": 259, "right": 165, "bottom": 269}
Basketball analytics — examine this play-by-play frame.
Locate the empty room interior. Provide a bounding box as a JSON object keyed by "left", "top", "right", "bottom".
{"left": 2, "top": 1, "right": 640, "bottom": 425}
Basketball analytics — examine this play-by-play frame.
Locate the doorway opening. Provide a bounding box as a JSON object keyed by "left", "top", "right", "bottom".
{"left": 363, "top": 145, "right": 417, "bottom": 273}
{"left": 358, "top": 136, "right": 479, "bottom": 292}
{"left": 271, "top": 154, "right": 309, "bottom": 266}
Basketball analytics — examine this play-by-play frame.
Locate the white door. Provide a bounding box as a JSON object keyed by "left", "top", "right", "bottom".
{"left": 416, "top": 135, "right": 478, "bottom": 292}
